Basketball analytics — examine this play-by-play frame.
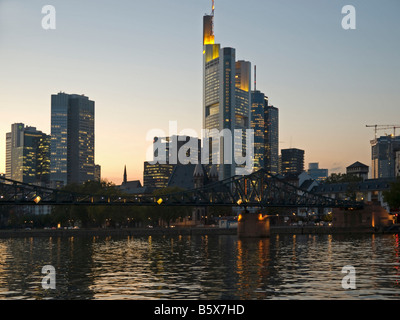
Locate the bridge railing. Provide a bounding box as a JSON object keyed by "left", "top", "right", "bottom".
{"left": 0, "top": 170, "right": 363, "bottom": 209}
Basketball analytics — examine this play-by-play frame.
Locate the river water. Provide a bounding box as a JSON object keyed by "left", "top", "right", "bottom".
{"left": 0, "top": 233, "right": 399, "bottom": 300}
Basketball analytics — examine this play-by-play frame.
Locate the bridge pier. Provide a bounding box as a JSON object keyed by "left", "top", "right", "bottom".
{"left": 237, "top": 212, "right": 270, "bottom": 238}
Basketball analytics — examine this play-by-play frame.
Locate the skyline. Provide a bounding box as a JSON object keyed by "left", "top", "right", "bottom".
{"left": 1, "top": 0, "right": 399, "bottom": 184}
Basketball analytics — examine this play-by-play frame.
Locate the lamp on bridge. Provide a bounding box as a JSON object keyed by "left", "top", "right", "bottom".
{"left": 34, "top": 196, "right": 41, "bottom": 204}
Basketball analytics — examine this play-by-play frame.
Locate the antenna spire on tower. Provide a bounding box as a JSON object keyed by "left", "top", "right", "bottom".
{"left": 212, "top": 0, "right": 215, "bottom": 16}
{"left": 254, "top": 65, "right": 257, "bottom": 91}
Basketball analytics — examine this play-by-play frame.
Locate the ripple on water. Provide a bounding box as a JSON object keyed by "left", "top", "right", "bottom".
{"left": 0, "top": 234, "right": 399, "bottom": 299}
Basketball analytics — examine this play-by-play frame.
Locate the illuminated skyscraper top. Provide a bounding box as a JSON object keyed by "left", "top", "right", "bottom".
{"left": 203, "top": 0, "right": 215, "bottom": 45}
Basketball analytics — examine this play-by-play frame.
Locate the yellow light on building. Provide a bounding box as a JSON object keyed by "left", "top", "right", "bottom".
{"left": 237, "top": 199, "right": 243, "bottom": 205}
{"left": 238, "top": 214, "right": 242, "bottom": 222}
{"left": 34, "top": 196, "right": 41, "bottom": 204}
{"left": 157, "top": 198, "right": 163, "bottom": 205}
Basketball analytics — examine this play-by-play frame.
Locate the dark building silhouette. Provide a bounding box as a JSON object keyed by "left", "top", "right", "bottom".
{"left": 119, "top": 166, "right": 149, "bottom": 194}
{"left": 346, "top": 161, "right": 369, "bottom": 180}
{"left": 281, "top": 148, "right": 305, "bottom": 176}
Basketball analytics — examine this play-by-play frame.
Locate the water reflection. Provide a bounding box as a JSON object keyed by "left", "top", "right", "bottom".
{"left": 0, "top": 233, "right": 399, "bottom": 299}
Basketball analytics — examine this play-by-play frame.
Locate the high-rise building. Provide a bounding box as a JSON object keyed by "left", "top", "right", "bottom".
{"left": 50, "top": 92, "right": 95, "bottom": 186}
{"left": 265, "top": 105, "right": 279, "bottom": 175}
{"left": 5, "top": 123, "right": 50, "bottom": 184}
{"left": 143, "top": 135, "right": 201, "bottom": 188}
{"left": 203, "top": 2, "right": 251, "bottom": 180}
{"left": 307, "top": 162, "right": 328, "bottom": 182}
{"left": 251, "top": 90, "right": 279, "bottom": 174}
{"left": 371, "top": 135, "right": 400, "bottom": 179}
{"left": 143, "top": 162, "right": 174, "bottom": 189}
{"left": 281, "top": 148, "right": 305, "bottom": 176}
{"left": 5, "top": 132, "right": 12, "bottom": 179}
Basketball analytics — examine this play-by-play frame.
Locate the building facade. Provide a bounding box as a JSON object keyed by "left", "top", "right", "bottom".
{"left": 346, "top": 161, "right": 369, "bottom": 180}
{"left": 307, "top": 162, "right": 328, "bottom": 182}
{"left": 203, "top": 5, "right": 251, "bottom": 180}
{"left": 371, "top": 135, "right": 400, "bottom": 179}
{"left": 251, "top": 90, "right": 279, "bottom": 174}
{"left": 280, "top": 148, "right": 305, "bottom": 176}
{"left": 144, "top": 135, "right": 201, "bottom": 189}
{"left": 143, "top": 162, "right": 174, "bottom": 189}
{"left": 50, "top": 92, "right": 95, "bottom": 186}
{"left": 5, "top": 123, "right": 50, "bottom": 185}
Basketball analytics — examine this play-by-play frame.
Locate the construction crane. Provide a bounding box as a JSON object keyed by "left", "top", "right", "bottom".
{"left": 366, "top": 125, "right": 400, "bottom": 139}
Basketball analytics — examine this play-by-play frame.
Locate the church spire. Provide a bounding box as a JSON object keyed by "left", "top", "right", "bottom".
{"left": 123, "top": 165, "right": 127, "bottom": 184}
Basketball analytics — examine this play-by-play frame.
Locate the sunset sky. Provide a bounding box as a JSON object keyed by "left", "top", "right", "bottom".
{"left": 0, "top": 0, "right": 399, "bottom": 185}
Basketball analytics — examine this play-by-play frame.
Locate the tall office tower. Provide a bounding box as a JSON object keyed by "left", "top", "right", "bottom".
{"left": 371, "top": 135, "right": 400, "bottom": 179}
{"left": 203, "top": 1, "right": 251, "bottom": 180}
{"left": 281, "top": 148, "right": 305, "bottom": 176}
{"left": 50, "top": 92, "right": 95, "bottom": 186}
{"left": 251, "top": 90, "right": 279, "bottom": 174}
{"left": 5, "top": 132, "right": 12, "bottom": 179}
{"left": 251, "top": 91, "right": 265, "bottom": 171}
{"left": 234, "top": 60, "right": 252, "bottom": 171}
{"left": 265, "top": 105, "right": 279, "bottom": 175}
{"left": 5, "top": 123, "right": 50, "bottom": 184}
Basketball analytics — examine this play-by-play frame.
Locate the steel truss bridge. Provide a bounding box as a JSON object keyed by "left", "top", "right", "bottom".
{"left": 0, "top": 169, "right": 363, "bottom": 209}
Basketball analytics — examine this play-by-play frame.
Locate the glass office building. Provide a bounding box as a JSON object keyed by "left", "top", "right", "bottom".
{"left": 203, "top": 6, "right": 251, "bottom": 180}
{"left": 281, "top": 148, "right": 305, "bottom": 176}
{"left": 371, "top": 135, "right": 400, "bottom": 179}
{"left": 50, "top": 92, "right": 95, "bottom": 186}
{"left": 251, "top": 91, "right": 279, "bottom": 175}
{"left": 5, "top": 123, "right": 50, "bottom": 185}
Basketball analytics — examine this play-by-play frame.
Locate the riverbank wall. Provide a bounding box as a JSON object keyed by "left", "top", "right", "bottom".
{"left": 0, "top": 225, "right": 394, "bottom": 238}
{"left": 0, "top": 227, "right": 237, "bottom": 238}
